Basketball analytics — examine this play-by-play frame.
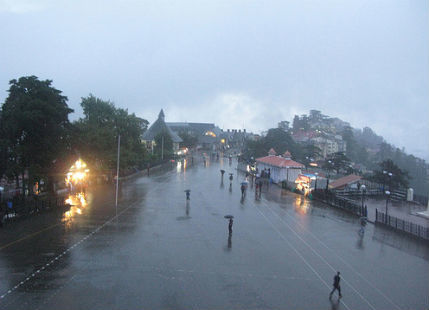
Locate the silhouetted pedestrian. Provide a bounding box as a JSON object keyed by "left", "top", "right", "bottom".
{"left": 228, "top": 218, "right": 233, "bottom": 234}
{"left": 359, "top": 217, "right": 367, "bottom": 235}
{"left": 241, "top": 184, "right": 246, "bottom": 197}
{"left": 329, "top": 271, "right": 342, "bottom": 299}
{"left": 185, "top": 189, "right": 191, "bottom": 200}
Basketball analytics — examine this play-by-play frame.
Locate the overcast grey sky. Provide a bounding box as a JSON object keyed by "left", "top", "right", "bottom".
{"left": 0, "top": 0, "right": 428, "bottom": 159}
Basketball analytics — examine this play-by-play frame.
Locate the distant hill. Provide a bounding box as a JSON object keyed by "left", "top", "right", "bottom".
{"left": 289, "top": 110, "right": 428, "bottom": 197}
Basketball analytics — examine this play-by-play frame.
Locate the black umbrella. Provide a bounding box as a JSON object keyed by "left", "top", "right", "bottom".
{"left": 224, "top": 215, "right": 234, "bottom": 219}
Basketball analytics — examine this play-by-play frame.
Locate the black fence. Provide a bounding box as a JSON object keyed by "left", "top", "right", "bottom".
{"left": 1, "top": 194, "right": 69, "bottom": 223}
{"left": 313, "top": 189, "right": 362, "bottom": 216}
{"left": 375, "top": 209, "right": 429, "bottom": 241}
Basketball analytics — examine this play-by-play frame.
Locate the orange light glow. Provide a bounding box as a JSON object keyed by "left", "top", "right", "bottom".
{"left": 65, "top": 159, "right": 89, "bottom": 188}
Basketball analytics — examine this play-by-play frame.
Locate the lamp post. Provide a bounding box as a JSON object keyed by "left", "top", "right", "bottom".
{"left": 314, "top": 172, "right": 318, "bottom": 191}
{"left": 361, "top": 184, "right": 366, "bottom": 215}
{"left": 385, "top": 190, "right": 390, "bottom": 218}
{"left": 382, "top": 170, "right": 393, "bottom": 192}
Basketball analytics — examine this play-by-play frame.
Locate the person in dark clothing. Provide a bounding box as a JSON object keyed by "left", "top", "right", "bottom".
{"left": 329, "top": 271, "right": 342, "bottom": 299}
{"left": 241, "top": 184, "right": 246, "bottom": 197}
{"left": 228, "top": 218, "right": 233, "bottom": 234}
{"left": 185, "top": 190, "right": 191, "bottom": 200}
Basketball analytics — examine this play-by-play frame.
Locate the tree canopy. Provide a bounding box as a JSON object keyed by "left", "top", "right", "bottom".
{"left": 0, "top": 76, "right": 73, "bottom": 191}
{"left": 325, "top": 152, "right": 351, "bottom": 174}
{"left": 72, "top": 95, "right": 148, "bottom": 172}
{"left": 371, "top": 159, "right": 410, "bottom": 191}
{"left": 154, "top": 131, "right": 173, "bottom": 159}
{"left": 243, "top": 128, "right": 300, "bottom": 160}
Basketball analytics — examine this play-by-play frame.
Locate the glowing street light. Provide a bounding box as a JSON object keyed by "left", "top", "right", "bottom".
{"left": 385, "top": 190, "right": 391, "bottom": 218}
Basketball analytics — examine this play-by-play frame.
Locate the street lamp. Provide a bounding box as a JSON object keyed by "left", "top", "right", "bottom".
{"left": 383, "top": 170, "right": 393, "bottom": 192}
{"left": 361, "top": 184, "right": 366, "bottom": 215}
{"left": 325, "top": 160, "right": 332, "bottom": 191}
{"left": 385, "top": 190, "right": 390, "bottom": 218}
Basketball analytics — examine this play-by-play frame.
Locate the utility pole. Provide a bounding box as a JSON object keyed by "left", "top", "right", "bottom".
{"left": 161, "top": 136, "right": 164, "bottom": 160}
{"left": 115, "top": 135, "right": 121, "bottom": 217}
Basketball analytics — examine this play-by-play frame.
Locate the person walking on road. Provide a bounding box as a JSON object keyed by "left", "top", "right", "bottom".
{"left": 329, "top": 271, "right": 342, "bottom": 299}
{"left": 228, "top": 218, "right": 233, "bottom": 234}
{"left": 241, "top": 183, "right": 246, "bottom": 197}
{"left": 359, "top": 216, "right": 367, "bottom": 235}
{"left": 185, "top": 189, "right": 191, "bottom": 200}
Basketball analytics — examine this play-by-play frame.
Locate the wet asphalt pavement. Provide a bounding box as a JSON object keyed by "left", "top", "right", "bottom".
{"left": 0, "top": 157, "right": 428, "bottom": 310}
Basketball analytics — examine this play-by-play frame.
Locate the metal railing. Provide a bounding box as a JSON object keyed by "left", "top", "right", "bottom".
{"left": 1, "top": 194, "right": 69, "bottom": 223}
{"left": 313, "top": 189, "right": 361, "bottom": 216}
{"left": 375, "top": 209, "right": 429, "bottom": 241}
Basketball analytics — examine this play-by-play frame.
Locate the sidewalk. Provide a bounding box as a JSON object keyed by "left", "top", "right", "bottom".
{"left": 364, "top": 198, "right": 429, "bottom": 227}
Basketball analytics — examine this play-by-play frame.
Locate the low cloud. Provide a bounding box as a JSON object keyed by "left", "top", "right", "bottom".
{"left": 0, "top": 0, "right": 49, "bottom": 13}
{"left": 166, "top": 92, "right": 299, "bottom": 134}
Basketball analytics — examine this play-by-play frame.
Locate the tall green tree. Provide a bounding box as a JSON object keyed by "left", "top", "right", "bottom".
{"left": 325, "top": 152, "right": 351, "bottom": 174}
{"left": 263, "top": 128, "right": 299, "bottom": 157}
{"left": 154, "top": 131, "right": 173, "bottom": 159}
{"left": 73, "top": 95, "right": 148, "bottom": 172}
{"left": 371, "top": 159, "right": 410, "bottom": 191}
{"left": 242, "top": 128, "right": 300, "bottom": 160}
{"left": 1, "top": 76, "right": 73, "bottom": 192}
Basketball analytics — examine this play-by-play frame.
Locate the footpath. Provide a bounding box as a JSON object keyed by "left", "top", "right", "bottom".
{"left": 364, "top": 198, "right": 428, "bottom": 227}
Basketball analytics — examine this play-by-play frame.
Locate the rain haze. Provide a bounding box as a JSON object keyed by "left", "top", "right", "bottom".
{"left": 0, "top": 0, "right": 428, "bottom": 159}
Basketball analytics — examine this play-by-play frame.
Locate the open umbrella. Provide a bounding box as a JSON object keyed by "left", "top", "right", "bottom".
{"left": 224, "top": 215, "right": 234, "bottom": 219}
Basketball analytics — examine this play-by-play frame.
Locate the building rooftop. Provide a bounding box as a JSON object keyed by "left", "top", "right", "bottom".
{"left": 328, "top": 174, "right": 362, "bottom": 189}
{"left": 256, "top": 155, "right": 304, "bottom": 168}
{"left": 142, "top": 110, "right": 183, "bottom": 143}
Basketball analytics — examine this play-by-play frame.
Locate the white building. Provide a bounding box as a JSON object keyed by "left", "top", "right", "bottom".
{"left": 256, "top": 149, "right": 305, "bottom": 184}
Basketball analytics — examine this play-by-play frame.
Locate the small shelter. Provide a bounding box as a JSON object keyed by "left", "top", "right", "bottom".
{"left": 255, "top": 149, "right": 304, "bottom": 184}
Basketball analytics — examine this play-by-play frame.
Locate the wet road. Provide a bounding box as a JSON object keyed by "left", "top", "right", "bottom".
{"left": 0, "top": 157, "right": 428, "bottom": 310}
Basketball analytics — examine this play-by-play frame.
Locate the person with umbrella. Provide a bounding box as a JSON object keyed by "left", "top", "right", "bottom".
{"left": 224, "top": 215, "right": 234, "bottom": 234}
{"left": 220, "top": 169, "right": 225, "bottom": 179}
{"left": 184, "top": 189, "right": 191, "bottom": 200}
{"left": 240, "top": 181, "right": 248, "bottom": 198}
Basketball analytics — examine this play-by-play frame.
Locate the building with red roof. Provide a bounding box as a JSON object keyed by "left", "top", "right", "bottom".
{"left": 328, "top": 174, "right": 362, "bottom": 190}
{"left": 256, "top": 149, "right": 305, "bottom": 184}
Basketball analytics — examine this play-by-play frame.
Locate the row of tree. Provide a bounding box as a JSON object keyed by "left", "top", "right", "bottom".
{"left": 0, "top": 76, "right": 158, "bottom": 196}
